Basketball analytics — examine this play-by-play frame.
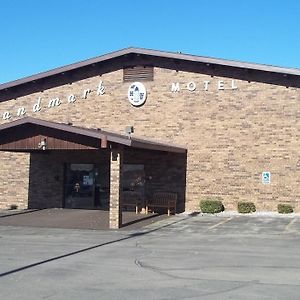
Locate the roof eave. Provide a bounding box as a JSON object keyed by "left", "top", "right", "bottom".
{"left": 1, "top": 47, "right": 300, "bottom": 93}
{"left": 0, "top": 117, "right": 186, "bottom": 153}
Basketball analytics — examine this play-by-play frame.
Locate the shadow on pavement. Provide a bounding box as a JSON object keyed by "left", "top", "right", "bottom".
{"left": 0, "top": 214, "right": 191, "bottom": 278}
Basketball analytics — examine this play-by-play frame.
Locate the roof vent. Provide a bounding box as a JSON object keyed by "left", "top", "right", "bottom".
{"left": 123, "top": 66, "right": 154, "bottom": 82}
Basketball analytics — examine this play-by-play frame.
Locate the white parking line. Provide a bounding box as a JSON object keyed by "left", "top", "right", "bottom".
{"left": 285, "top": 218, "right": 296, "bottom": 231}
{"left": 207, "top": 217, "right": 233, "bottom": 230}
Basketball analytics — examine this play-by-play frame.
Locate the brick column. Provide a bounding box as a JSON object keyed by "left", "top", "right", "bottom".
{"left": 109, "top": 147, "right": 123, "bottom": 229}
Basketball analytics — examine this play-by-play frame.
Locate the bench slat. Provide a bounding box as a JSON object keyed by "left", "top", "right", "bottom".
{"left": 146, "top": 192, "right": 177, "bottom": 216}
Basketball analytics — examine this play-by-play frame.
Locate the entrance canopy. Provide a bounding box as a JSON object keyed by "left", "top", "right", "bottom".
{"left": 0, "top": 117, "right": 187, "bottom": 153}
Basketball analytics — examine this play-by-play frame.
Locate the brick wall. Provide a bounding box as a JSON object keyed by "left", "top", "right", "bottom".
{"left": 25, "top": 148, "right": 186, "bottom": 211}
{"left": 28, "top": 150, "right": 109, "bottom": 208}
{"left": 124, "top": 148, "right": 187, "bottom": 212}
{"left": 0, "top": 67, "right": 299, "bottom": 211}
{"left": 0, "top": 152, "right": 29, "bottom": 209}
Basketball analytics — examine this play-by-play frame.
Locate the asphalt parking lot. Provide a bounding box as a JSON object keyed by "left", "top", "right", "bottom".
{"left": 1, "top": 214, "right": 300, "bottom": 299}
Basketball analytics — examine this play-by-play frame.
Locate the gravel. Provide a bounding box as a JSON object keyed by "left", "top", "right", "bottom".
{"left": 180, "top": 210, "right": 300, "bottom": 218}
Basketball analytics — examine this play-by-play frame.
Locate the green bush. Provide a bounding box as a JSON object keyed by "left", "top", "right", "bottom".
{"left": 200, "top": 199, "right": 224, "bottom": 214}
{"left": 278, "top": 204, "right": 293, "bottom": 214}
{"left": 237, "top": 202, "right": 256, "bottom": 213}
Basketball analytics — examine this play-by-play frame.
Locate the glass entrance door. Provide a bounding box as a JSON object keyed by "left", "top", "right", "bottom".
{"left": 64, "top": 163, "right": 110, "bottom": 209}
{"left": 122, "top": 164, "right": 145, "bottom": 205}
{"left": 64, "top": 164, "right": 96, "bottom": 209}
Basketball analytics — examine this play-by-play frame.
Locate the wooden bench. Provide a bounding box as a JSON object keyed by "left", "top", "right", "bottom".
{"left": 122, "top": 191, "right": 142, "bottom": 214}
{"left": 146, "top": 192, "right": 177, "bottom": 216}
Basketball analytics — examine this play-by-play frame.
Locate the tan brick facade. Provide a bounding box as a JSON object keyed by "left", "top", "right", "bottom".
{"left": 0, "top": 65, "right": 299, "bottom": 212}
{"left": 109, "top": 148, "right": 123, "bottom": 229}
{"left": 0, "top": 152, "right": 30, "bottom": 209}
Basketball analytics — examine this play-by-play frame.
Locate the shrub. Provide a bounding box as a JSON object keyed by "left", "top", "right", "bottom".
{"left": 278, "top": 204, "right": 293, "bottom": 214}
{"left": 200, "top": 199, "right": 224, "bottom": 214}
{"left": 237, "top": 202, "right": 256, "bottom": 213}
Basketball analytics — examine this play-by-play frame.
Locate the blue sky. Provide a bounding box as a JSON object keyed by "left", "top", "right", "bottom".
{"left": 1, "top": 0, "right": 300, "bottom": 84}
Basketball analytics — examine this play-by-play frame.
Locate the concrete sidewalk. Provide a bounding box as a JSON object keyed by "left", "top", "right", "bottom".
{"left": 0, "top": 214, "right": 300, "bottom": 299}
{"left": 0, "top": 208, "right": 167, "bottom": 230}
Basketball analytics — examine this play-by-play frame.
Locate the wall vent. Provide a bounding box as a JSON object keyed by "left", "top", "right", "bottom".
{"left": 123, "top": 66, "right": 154, "bottom": 82}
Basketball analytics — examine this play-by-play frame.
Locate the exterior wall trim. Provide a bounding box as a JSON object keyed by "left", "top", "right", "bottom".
{"left": 0, "top": 117, "right": 187, "bottom": 153}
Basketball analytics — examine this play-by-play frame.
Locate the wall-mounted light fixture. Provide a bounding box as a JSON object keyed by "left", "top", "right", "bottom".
{"left": 125, "top": 126, "right": 134, "bottom": 139}
{"left": 38, "top": 138, "right": 47, "bottom": 151}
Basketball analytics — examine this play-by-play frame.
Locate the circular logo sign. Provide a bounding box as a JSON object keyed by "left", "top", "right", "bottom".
{"left": 128, "top": 82, "right": 147, "bottom": 107}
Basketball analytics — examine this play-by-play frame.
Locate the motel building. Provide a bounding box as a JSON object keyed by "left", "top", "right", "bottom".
{"left": 0, "top": 47, "right": 299, "bottom": 228}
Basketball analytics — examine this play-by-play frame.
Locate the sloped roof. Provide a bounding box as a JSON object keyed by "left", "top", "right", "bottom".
{"left": 0, "top": 117, "right": 187, "bottom": 153}
{"left": 1, "top": 47, "right": 300, "bottom": 93}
